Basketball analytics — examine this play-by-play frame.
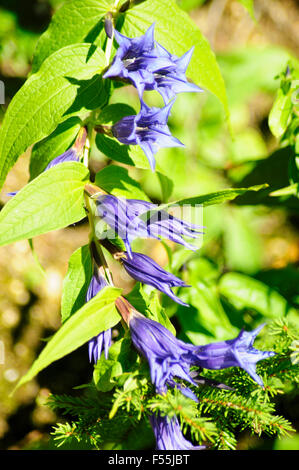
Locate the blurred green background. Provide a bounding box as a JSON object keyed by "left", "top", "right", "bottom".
{"left": 0, "top": 0, "right": 298, "bottom": 450}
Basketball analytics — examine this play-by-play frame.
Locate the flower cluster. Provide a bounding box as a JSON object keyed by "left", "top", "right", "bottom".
{"left": 102, "top": 23, "right": 202, "bottom": 170}
{"left": 82, "top": 24, "right": 276, "bottom": 450}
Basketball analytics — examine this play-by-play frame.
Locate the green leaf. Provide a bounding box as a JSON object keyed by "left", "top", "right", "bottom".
{"left": 269, "top": 88, "right": 293, "bottom": 139}
{"left": 93, "top": 337, "right": 138, "bottom": 392}
{"left": 0, "top": 43, "right": 106, "bottom": 191}
{"left": 0, "top": 162, "right": 89, "bottom": 247}
{"left": 163, "top": 184, "right": 268, "bottom": 208}
{"left": 14, "top": 286, "right": 121, "bottom": 391}
{"left": 29, "top": 117, "right": 82, "bottom": 180}
{"left": 95, "top": 133, "right": 151, "bottom": 169}
{"left": 31, "top": 0, "right": 113, "bottom": 72}
{"left": 96, "top": 103, "right": 137, "bottom": 125}
{"left": 219, "top": 272, "right": 298, "bottom": 320}
{"left": 95, "top": 164, "right": 150, "bottom": 200}
{"left": 61, "top": 244, "right": 93, "bottom": 323}
{"left": 125, "top": 283, "right": 176, "bottom": 335}
{"left": 120, "top": 0, "right": 229, "bottom": 117}
{"left": 223, "top": 207, "right": 262, "bottom": 274}
{"left": 177, "top": 283, "right": 238, "bottom": 345}
{"left": 269, "top": 183, "right": 299, "bottom": 197}
{"left": 157, "top": 171, "right": 174, "bottom": 202}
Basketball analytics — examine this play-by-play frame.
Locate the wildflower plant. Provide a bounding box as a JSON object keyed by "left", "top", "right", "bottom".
{"left": 0, "top": 0, "right": 298, "bottom": 452}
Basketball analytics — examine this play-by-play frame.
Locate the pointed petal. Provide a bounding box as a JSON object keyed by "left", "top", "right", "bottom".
{"left": 176, "top": 47, "right": 194, "bottom": 73}
{"left": 139, "top": 140, "right": 157, "bottom": 171}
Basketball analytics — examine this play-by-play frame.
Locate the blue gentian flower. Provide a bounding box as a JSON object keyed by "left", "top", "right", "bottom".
{"left": 121, "top": 251, "right": 189, "bottom": 306}
{"left": 128, "top": 310, "right": 198, "bottom": 400}
{"left": 103, "top": 24, "right": 201, "bottom": 103}
{"left": 149, "top": 413, "right": 205, "bottom": 450}
{"left": 112, "top": 100, "right": 184, "bottom": 170}
{"left": 145, "top": 43, "right": 202, "bottom": 103}
{"left": 86, "top": 270, "right": 112, "bottom": 362}
{"left": 192, "top": 324, "right": 276, "bottom": 387}
{"left": 103, "top": 24, "right": 175, "bottom": 98}
{"left": 95, "top": 195, "right": 202, "bottom": 257}
{"left": 119, "top": 304, "right": 275, "bottom": 401}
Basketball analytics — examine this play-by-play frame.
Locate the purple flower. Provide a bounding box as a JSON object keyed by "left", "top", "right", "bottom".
{"left": 149, "top": 413, "right": 205, "bottom": 450}
{"left": 95, "top": 195, "right": 151, "bottom": 258}
{"left": 121, "top": 251, "right": 189, "bottom": 306}
{"left": 44, "top": 148, "right": 79, "bottom": 171}
{"left": 88, "top": 329, "right": 112, "bottom": 363}
{"left": 192, "top": 324, "right": 276, "bottom": 387}
{"left": 95, "top": 195, "right": 202, "bottom": 257}
{"left": 112, "top": 100, "right": 184, "bottom": 170}
{"left": 103, "top": 24, "right": 201, "bottom": 103}
{"left": 86, "top": 270, "right": 111, "bottom": 362}
{"left": 103, "top": 24, "right": 175, "bottom": 98}
{"left": 145, "top": 43, "right": 202, "bottom": 103}
{"left": 128, "top": 310, "right": 198, "bottom": 400}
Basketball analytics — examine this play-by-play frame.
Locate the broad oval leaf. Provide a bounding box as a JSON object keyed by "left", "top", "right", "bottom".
{"left": 14, "top": 286, "right": 122, "bottom": 391}
{"left": 95, "top": 165, "right": 150, "bottom": 200}
{"left": 219, "top": 272, "right": 298, "bottom": 320}
{"left": 0, "top": 162, "right": 89, "bottom": 247}
{"left": 61, "top": 244, "right": 93, "bottom": 323}
{"left": 0, "top": 43, "right": 106, "bottom": 191}
{"left": 32, "top": 0, "right": 113, "bottom": 72}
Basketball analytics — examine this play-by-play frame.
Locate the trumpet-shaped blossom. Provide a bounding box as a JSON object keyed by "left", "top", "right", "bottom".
{"left": 103, "top": 24, "right": 175, "bottom": 98}
{"left": 145, "top": 43, "right": 202, "bottom": 103}
{"left": 128, "top": 311, "right": 275, "bottom": 401}
{"left": 112, "top": 100, "right": 184, "bottom": 170}
{"left": 128, "top": 310, "right": 198, "bottom": 400}
{"left": 86, "top": 270, "right": 111, "bottom": 362}
{"left": 95, "top": 194, "right": 202, "bottom": 257}
{"left": 192, "top": 323, "right": 276, "bottom": 387}
{"left": 121, "top": 251, "right": 189, "bottom": 307}
{"left": 103, "top": 24, "right": 201, "bottom": 103}
{"left": 149, "top": 413, "right": 205, "bottom": 450}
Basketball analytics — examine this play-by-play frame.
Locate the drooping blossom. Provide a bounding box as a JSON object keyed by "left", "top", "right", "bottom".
{"left": 121, "top": 251, "right": 189, "bottom": 306}
{"left": 118, "top": 305, "right": 275, "bottom": 399}
{"left": 95, "top": 194, "right": 202, "bottom": 258}
{"left": 126, "top": 308, "right": 199, "bottom": 401}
